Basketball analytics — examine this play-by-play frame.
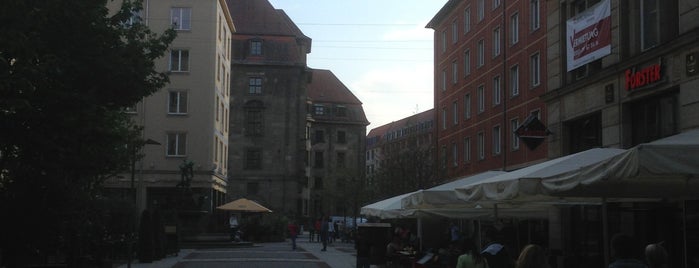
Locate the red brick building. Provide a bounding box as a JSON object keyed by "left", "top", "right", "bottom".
{"left": 428, "top": 0, "right": 548, "bottom": 179}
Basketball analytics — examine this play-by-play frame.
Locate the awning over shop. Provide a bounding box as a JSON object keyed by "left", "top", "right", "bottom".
{"left": 361, "top": 192, "right": 417, "bottom": 219}
{"left": 401, "top": 171, "right": 506, "bottom": 209}
{"left": 455, "top": 148, "right": 626, "bottom": 203}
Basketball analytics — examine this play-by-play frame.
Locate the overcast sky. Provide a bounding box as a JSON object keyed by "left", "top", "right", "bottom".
{"left": 267, "top": 0, "right": 448, "bottom": 132}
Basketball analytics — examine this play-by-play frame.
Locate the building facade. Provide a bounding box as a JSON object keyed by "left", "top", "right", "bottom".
{"left": 365, "top": 110, "right": 436, "bottom": 200}
{"left": 106, "top": 0, "right": 234, "bottom": 230}
{"left": 226, "top": 0, "right": 312, "bottom": 216}
{"left": 307, "top": 69, "right": 369, "bottom": 218}
{"left": 428, "top": 0, "right": 548, "bottom": 180}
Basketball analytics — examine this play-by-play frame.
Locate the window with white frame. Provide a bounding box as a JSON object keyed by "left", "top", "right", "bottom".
{"left": 464, "top": 93, "right": 471, "bottom": 119}
{"left": 493, "top": 125, "right": 501, "bottom": 155}
{"left": 530, "top": 0, "right": 540, "bottom": 30}
{"left": 464, "top": 8, "right": 471, "bottom": 33}
{"left": 452, "top": 61, "right": 458, "bottom": 84}
{"left": 441, "top": 108, "right": 447, "bottom": 129}
{"left": 249, "top": 77, "right": 262, "bottom": 94}
{"left": 171, "top": 7, "right": 191, "bottom": 30}
{"left": 478, "top": 132, "right": 485, "bottom": 160}
{"left": 493, "top": 0, "right": 501, "bottom": 9}
{"left": 250, "top": 40, "right": 263, "bottom": 55}
{"left": 452, "top": 143, "right": 458, "bottom": 167}
{"left": 478, "top": 0, "right": 485, "bottom": 21}
{"left": 477, "top": 39, "right": 484, "bottom": 67}
{"left": 170, "top": 50, "right": 189, "bottom": 72}
{"left": 167, "top": 132, "right": 187, "bottom": 156}
{"left": 453, "top": 101, "right": 458, "bottom": 125}
{"left": 510, "top": 13, "right": 519, "bottom": 45}
{"left": 493, "top": 27, "right": 501, "bottom": 57}
{"left": 477, "top": 85, "right": 485, "bottom": 113}
{"left": 441, "top": 70, "right": 447, "bottom": 91}
{"left": 464, "top": 50, "right": 471, "bottom": 76}
{"left": 464, "top": 137, "right": 471, "bottom": 163}
{"left": 511, "top": 118, "right": 520, "bottom": 150}
{"left": 441, "top": 30, "right": 447, "bottom": 53}
{"left": 441, "top": 146, "right": 447, "bottom": 169}
{"left": 493, "top": 76, "right": 501, "bottom": 106}
{"left": 452, "top": 20, "right": 458, "bottom": 43}
{"left": 510, "top": 65, "right": 519, "bottom": 96}
{"left": 168, "top": 91, "right": 187, "bottom": 114}
{"left": 530, "top": 52, "right": 541, "bottom": 87}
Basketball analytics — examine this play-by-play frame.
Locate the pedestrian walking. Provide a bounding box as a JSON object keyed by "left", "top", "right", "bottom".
{"left": 315, "top": 218, "right": 322, "bottom": 243}
{"left": 309, "top": 219, "right": 316, "bottom": 242}
{"left": 320, "top": 216, "right": 329, "bottom": 251}
{"left": 328, "top": 219, "right": 336, "bottom": 244}
{"left": 288, "top": 220, "right": 298, "bottom": 250}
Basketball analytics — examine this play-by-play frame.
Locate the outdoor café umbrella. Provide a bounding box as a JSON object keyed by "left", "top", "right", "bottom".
{"left": 216, "top": 198, "right": 273, "bottom": 213}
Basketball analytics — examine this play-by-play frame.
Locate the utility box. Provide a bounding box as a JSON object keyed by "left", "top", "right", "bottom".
{"left": 357, "top": 223, "right": 392, "bottom": 265}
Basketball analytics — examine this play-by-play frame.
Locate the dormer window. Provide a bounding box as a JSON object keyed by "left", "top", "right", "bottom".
{"left": 250, "top": 40, "right": 263, "bottom": 55}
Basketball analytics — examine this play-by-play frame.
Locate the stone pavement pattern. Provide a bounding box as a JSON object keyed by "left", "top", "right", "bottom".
{"left": 118, "top": 236, "right": 361, "bottom": 268}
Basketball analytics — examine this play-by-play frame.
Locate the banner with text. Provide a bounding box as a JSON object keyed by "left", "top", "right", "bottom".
{"left": 566, "top": 0, "right": 611, "bottom": 71}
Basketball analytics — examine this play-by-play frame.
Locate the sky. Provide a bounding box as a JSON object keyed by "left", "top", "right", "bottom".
{"left": 267, "top": 0, "right": 448, "bottom": 132}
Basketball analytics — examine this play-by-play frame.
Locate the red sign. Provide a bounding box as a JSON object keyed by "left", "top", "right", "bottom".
{"left": 625, "top": 64, "right": 661, "bottom": 91}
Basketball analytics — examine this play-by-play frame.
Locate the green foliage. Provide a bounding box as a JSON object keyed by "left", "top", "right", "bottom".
{"left": 0, "top": 0, "right": 175, "bottom": 266}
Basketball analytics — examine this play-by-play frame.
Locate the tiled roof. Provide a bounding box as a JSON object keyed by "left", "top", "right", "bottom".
{"left": 227, "top": 0, "right": 309, "bottom": 39}
{"left": 308, "top": 69, "right": 362, "bottom": 105}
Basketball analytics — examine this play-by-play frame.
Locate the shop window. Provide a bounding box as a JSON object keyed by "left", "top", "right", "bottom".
{"left": 566, "top": 113, "right": 601, "bottom": 153}
{"left": 630, "top": 93, "right": 677, "bottom": 146}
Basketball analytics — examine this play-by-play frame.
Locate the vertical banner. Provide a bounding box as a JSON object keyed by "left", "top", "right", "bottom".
{"left": 566, "top": 0, "right": 612, "bottom": 71}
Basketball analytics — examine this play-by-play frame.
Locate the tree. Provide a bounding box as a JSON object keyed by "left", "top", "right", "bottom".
{"left": 0, "top": 0, "right": 175, "bottom": 266}
{"left": 371, "top": 133, "right": 436, "bottom": 201}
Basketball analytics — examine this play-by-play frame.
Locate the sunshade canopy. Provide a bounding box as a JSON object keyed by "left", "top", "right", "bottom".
{"left": 217, "top": 198, "right": 273, "bottom": 212}
{"left": 401, "top": 171, "right": 506, "bottom": 209}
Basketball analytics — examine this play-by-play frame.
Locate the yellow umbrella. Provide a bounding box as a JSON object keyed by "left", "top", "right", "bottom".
{"left": 216, "top": 198, "right": 273, "bottom": 213}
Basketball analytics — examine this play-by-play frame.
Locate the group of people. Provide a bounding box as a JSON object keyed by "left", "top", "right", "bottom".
{"left": 454, "top": 233, "right": 669, "bottom": 268}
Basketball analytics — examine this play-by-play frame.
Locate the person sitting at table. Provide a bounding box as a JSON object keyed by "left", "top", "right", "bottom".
{"left": 457, "top": 240, "right": 489, "bottom": 268}
{"left": 386, "top": 235, "right": 403, "bottom": 267}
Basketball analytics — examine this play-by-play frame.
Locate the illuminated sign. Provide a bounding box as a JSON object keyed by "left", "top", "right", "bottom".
{"left": 624, "top": 63, "right": 661, "bottom": 91}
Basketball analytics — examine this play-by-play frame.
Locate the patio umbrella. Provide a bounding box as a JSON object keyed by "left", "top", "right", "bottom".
{"left": 216, "top": 198, "right": 273, "bottom": 213}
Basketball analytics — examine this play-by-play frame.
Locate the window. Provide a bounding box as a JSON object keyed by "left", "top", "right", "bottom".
{"left": 314, "top": 130, "right": 324, "bottom": 143}
{"left": 452, "top": 101, "right": 458, "bottom": 125}
{"left": 493, "top": 0, "right": 501, "bottom": 9}
{"left": 314, "top": 151, "right": 324, "bottom": 168}
{"left": 478, "top": 0, "right": 485, "bottom": 21}
{"left": 441, "top": 30, "right": 447, "bottom": 52}
{"left": 452, "top": 143, "right": 458, "bottom": 167}
{"left": 247, "top": 182, "right": 259, "bottom": 195}
{"left": 452, "top": 61, "right": 458, "bottom": 84}
{"left": 248, "top": 77, "right": 262, "bottom": 94}
{"left": 641, "top": 0, "right": 659, "bottom": 50}
{"left": 493, "top": 125, "right": 501, "bottom": 155}
{"left": 493, "top": 27, "right": 501, "bottom": 57}
{"left": 171, "top": 7, "right": 191, "bottom": 30}
{"left": 510, "top": 13, "right": 519, "bottom": 45}
{"left": 510, "top": 65, "right": 520, "bottom": 96}
{"left": 337, "top": 131, "right": 346, "bottom": 144}
{"left": 477, "top": 85, "right": 485, "bottom": 113}
{"left": 464, "top": 93, "right": 471, "bottom": 119}
{"left": 168, "top": 91, "right": 187, "bottom": 114}
{"left": 530, "top": 0, "right": 540, "bottom": 30}
{"left": 170, "top": 50, "right": 189, "bottom": 72}
{"left": 313, "top": 104, "right": 325, "bottom": 115}
{"left": 314, "top": 177, "right": 323, "bottom": 189}
{"left": 245, "top": 148, "right": 262, "bottom": 169}
{"left": 464, "top": 8, "right": 471, "bottom": 33}
{"left": 464, "top": 137, "right": 471, "bottom": 163}
{"left": 251, "top": 40, "right": 263, "bottom": 55}
{"left": 477, "top": 39, "right": 485, "bottom": 67}
{"left": 464, "top": 50, "right": 471, "bottom": 76}
{"left": 441, "top": 108, "right": 447, "bottom": 129}
{"left": 511, "top": 118, "right": 520, "bottom": 150}
{"left": 477, "top": 132, "right": 485, "bottom": 160}
{"left": 530, "top": 52, "right": 541, "bottom": 87}
{"left": 167, "top": 132, "right": 187, "bottom": 156}
{"left": 452, "top": 20, "right": 458, "bottom": 43}
{"left": 441, "top": 70, "right": 447, "bottom": 91}
{"left": 493, "top": 76, "right": 501, "bottom": 106}
{"left": 440, "top": 146, "right": 447, "bottom": 169}
{"left": 337, "top": 152, "right": 346, "bottom": 168}
{"left": 336, "top": 106, "right": 347, "bottom": 117}
{"left": 245, "top": 109, "right": 263, "bottom": 136}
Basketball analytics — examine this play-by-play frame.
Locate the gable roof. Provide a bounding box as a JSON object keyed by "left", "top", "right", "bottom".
{"left": 227, "top": 0, "right": 309, "bottom": 40}
{"left": 308, "top": 69, "right": 362, "bottom": 105}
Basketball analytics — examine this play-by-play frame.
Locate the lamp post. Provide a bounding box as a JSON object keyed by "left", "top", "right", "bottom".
{"left": 128, "top": 138, "right": 160, "bottom": 268}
